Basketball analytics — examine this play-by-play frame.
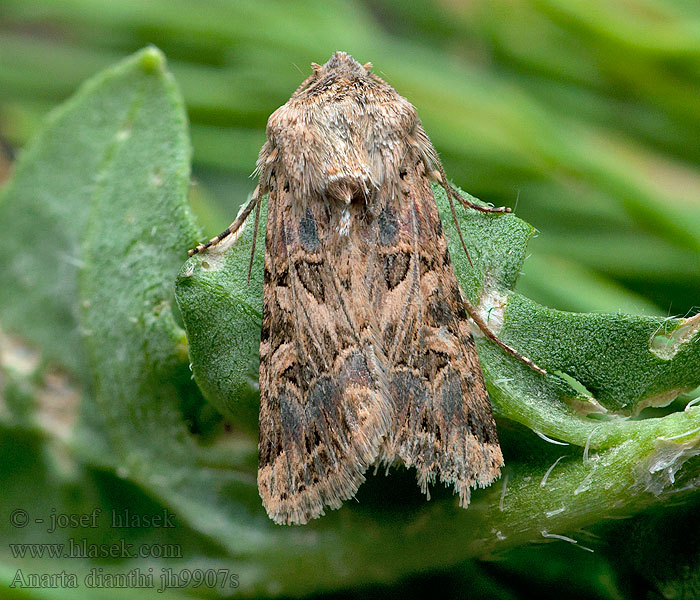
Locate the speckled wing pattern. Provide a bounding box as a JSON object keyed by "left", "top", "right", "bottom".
{"left": 374, "top": 154, "right": 503, "bottom": 507}
{"left": 258, "top": 182, "right": 393, "bottom": 525}
{"left": 252, "top": 52, "right": 502, "bottom": 524}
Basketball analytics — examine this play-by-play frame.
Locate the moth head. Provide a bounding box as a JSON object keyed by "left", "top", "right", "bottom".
{"left": 315, "top": 51, "right": 369, "bottom": 80}
{"left": 266, "top": 51, "right": 415, "bottom": 202}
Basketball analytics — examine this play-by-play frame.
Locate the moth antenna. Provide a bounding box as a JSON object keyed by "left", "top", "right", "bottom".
{"left": 430, "top": 153, "right": 474, "bottom": 267}
{"left": 292, "top": 72, "right": 317, "bottom": 97}
{"left": 188, "top": 185, "right": 261, "bottom": 256}
{"left": 434, "top": 160, "right": 545, "bottom": 375}
{"left": 247, "top": 190, "right": 263, "bottom": 283}
{"left": 408, "top": 132, "right": 472, "bottom": 265}
{"left": 437, "top": 158, "right": 510, "bottom": 215}
{"left": 456, "top": 190, "right": 511, "bottom": 214}
{"left": 369, "top": 72, "right": 390, "bottom": 87}
{"left": 444, "top": 180, "right": 474, "bottom": 268}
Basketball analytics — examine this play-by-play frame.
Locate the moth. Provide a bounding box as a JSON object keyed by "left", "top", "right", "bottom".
{"left": 190, "top": 52, "right": 543, "bottom": 525}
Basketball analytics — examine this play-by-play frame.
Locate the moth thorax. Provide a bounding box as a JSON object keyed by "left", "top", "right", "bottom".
{"left": 324, "top": 172, "right": 372, "bottom": 206}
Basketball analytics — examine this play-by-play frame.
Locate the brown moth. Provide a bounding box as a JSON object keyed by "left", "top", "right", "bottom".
{"left": 190, "top": 52, "right": 544, "bottom": 525}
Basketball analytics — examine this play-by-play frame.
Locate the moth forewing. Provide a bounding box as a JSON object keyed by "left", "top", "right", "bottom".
{"left": 190, "top": 51, "right": 532, "bottom": 525}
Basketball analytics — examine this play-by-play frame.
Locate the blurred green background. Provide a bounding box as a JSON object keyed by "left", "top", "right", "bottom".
{"left": 2, "top": 0, "right": 699, "bottom": 318}
{"left": 0, "top": 1, "right": 699, "bottom": 598}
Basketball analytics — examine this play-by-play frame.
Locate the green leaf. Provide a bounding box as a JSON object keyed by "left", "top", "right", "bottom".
{"left": 175, "top": 201, "right": 266, "bottom": 426}
{"left": 78, "top": 46, "right": 200, "bottom": 461}
{"left": 0, "top": 47, "right": 188, "bottom": 377}
{"left": 69, "top": 49, "right": 271, "bottom": 586}
{"left": 0, "top": 47, "right": 243, "bottom": 597}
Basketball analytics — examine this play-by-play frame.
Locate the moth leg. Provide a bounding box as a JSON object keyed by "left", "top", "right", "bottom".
{"left": 188, "top": 185, "right": 262, "bottom": 256}
{"left": 291, "top": 72, "right": 318, "bottom": 97}
{"left": 452, "top": 187, "right": 510, "bottom": 214}
{"left": 432, "top": 160, "right": 510, "bottom": 214}
{"left": 428, "top": 161, "right": 545, "bottom": 374}
{"left": 462, "top": 294, "right": 548, "bottom": 376}
{"left": 441, "top": 185, "right": 546, "bottom": 375}
{"left": 246, "top": 195, "right": 263, "bottom": 282}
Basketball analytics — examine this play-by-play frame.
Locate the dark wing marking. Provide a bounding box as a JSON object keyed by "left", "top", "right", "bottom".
{"left": 258, "top": 181, "right": 392, "bottom": 525}
{"left": 376, "top": 155, "right": 503, "bottom": 505}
